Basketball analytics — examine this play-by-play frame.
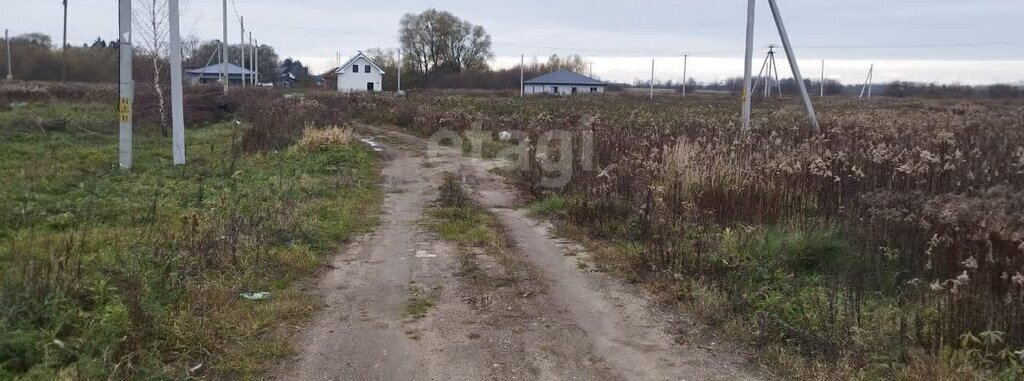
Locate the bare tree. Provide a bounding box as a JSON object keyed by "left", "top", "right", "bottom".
{"left": 133, "top": 0, "right": 169, "bottom": 135}
{"left": 399, "top": 9, "right": 493, "bottom": 82}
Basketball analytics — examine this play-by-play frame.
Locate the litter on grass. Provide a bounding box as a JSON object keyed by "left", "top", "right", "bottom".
{"left": 239, "top": 292, "right": 273, "bottom": 300}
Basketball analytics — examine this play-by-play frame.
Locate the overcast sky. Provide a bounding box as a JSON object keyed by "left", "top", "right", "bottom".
{"left": 6, "top": 0, "right": 1023, "bottom": 84}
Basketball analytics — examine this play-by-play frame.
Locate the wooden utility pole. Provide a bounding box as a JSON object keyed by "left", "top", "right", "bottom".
{"left": 254, "top": 39, "right": 259, "bottom": 86}
{"left": 169, "top": 0, "right": 185, "bottom": 165}
{"left": 397, "top": 48, "right": 402, "bottom": 92}
{"left": 117, "top": 0, "right": 132, "bottom": 168}
{"left": 62, "top": 0, "right": 68, "bottom": 82}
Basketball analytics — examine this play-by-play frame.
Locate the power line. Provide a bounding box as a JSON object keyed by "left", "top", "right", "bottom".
{"left": 14, "top": 0, "right": 1024, "bottom": 58}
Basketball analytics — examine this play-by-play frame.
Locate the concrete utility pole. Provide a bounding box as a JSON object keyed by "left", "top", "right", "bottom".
{"left": 239, "top": 16, "right": 245, "bottom": 87}
{"left": 5, "top": 29, "right": 12, "bottom": 80}
{"left": 117, "top": 0, "right": 132, "bottom": 169}
{"left": 682, "top": 54, "right": 688, "bottom": 97}
{"left": 743, "top": 0, "right": 818, "bottom": 131}
{"left": 249, "top": 31, "right": 254, "bottom": 86}
{"left": 860, "top": 64, "right": 874, "bottom": 99}
{"left": 767, "top": 0, "right": 819, "bottom": 131}
{"left": 820, "top": 59, "right": 825, "bottom": 97}
{"left": 221, "top": 0, "right": 228, "bottom": 92}
{"left": 649, "top": 58, "right": 655, "bottom": 100}
{"left": 741, "top": 0, "right": 755, "bottom": 131}
{"left": 169, "top": 0, "right": 185, "bottom": 165}
{"left": 519, "top": 54, "right": 524, "bottom": 97}
{"left": 254, "top": 39, "right": 259, "bottom": 86}
{"left": 62, "top": 0, "right": 68, "bottom": 82}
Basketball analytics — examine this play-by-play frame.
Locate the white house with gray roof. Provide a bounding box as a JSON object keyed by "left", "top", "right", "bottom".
{"left": 185, "top": 63, "right": 257, "bottom": 85}
{"left": 333, "top": 52, "right": 384, "bottom": 93}
{"left": 523, "top": 69, "right": 605, "bottom": 96}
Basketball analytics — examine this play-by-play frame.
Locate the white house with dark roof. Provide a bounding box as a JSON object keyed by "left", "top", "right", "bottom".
{"left": 524, "top": 69, "right": 605, "bottom": 96}
{"left": 334, "top": 52, "right": 384, "bottom": 93}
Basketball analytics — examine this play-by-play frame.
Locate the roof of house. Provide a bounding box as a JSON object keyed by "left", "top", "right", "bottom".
{"left": 524, "top": 69, "right": 604, "bottom": 86}
{"left": 185, "top": 63, "right": 257, "bottom": 76}
{"left": 334, "top": 52, "right": 385, "bottom": 75}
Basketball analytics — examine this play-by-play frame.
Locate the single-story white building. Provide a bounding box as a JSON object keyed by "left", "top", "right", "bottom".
{"left": 334, "top": 52, "right": 384, "bottom": 93}
{"left": 184, "top": 63, "right": 257, "bottom": 85}
{"left": 524, "top": 69, "right": 605, "bottom": 96}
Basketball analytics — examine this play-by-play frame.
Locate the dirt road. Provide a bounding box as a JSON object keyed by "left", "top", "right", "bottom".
{"left": 277, "top": 127, "right": 761, "bottom": 381}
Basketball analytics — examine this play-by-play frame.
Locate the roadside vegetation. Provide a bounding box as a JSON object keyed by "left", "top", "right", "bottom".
{"left": 368, "top": 93, "right": 1024, "bottom": 379}
{"left": 0, "top": 87, "right": 381, "bottom": 379}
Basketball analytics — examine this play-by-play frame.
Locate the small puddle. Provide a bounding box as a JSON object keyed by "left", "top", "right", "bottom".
{"left": 358, "top": 137, "right": 384, "bottom": 152}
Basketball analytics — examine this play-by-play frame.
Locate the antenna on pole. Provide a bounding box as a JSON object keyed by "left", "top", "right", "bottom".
{"left": 221, "top": 0, "right": 228, "bottom": 92}
{"left": 118, "top": 0, "right": 133, "bottom": 168}
{"left": 169, "top": 0, "right": 185, "bottom": 165}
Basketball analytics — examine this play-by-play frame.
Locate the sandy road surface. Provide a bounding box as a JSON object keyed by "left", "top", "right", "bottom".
{"left": 277, "top": 127, "right": 762, "bottom": 381}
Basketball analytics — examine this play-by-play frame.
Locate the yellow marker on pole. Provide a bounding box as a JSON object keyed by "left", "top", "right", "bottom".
{"left": 118, "top": 97, "right": 131, "bottom": 122}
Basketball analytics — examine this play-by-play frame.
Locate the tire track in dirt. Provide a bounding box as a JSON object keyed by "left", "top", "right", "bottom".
{"left": 278, "top": 126, "right": 762, "bottom": 380}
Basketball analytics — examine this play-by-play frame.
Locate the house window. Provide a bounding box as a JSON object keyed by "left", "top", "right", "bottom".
{"left": 553, "top": 86, "right": 559, "bottom": 94}
{"left": 590, "top": 87, "right": 598, "bottom": 93}
{"left": 365, "top": 65, "right": 371, "bottom": 73}
{"left": 352, "top": 65, "right": 359, "bottom": 73}
{"left": 572, "top": 87, "right": 578, "bottom": 94}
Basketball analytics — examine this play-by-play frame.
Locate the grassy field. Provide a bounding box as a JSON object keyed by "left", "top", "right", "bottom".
{"left": 0, "top": 102, "right": 381, "bottom": 379}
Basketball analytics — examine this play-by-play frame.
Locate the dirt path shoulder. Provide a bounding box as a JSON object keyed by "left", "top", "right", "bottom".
{"left": 277, "top": 126, "right": 763, "bottom": 381}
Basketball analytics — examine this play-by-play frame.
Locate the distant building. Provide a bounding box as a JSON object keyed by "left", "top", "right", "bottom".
{"left": 333, "top": 52, "right": 384, "bottom": 93}
{"left": 524, "top": 69, "right": 605, "bottom": 96}
{"left": 320, "top": 67, "right": 339, "bottom": 89}
{"left": 185, "top": 63, "right": 257, "bottom": 85}
{"left": 276, "top": 67, "right": 298, "bottom": 88}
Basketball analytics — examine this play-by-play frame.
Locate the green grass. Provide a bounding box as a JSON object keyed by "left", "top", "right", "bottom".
{"left": 403, "top": 282, "right": 436, "bottom": 319}
{"left": 0, "top": 102, "right": 117, "bottom": 133}
{"left": 528, "top": 195, "right": 568, "bottom": 217}
{"left": 0, "top": 110, "right": 381, "bottom": 379}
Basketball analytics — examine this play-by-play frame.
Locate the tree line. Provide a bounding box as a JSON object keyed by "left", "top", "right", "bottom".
{"left": 0, "top": 33, "right": 282, "bottom": 83}
{"left": 632, "top": 77, "right": 1023, "bottom": 99}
